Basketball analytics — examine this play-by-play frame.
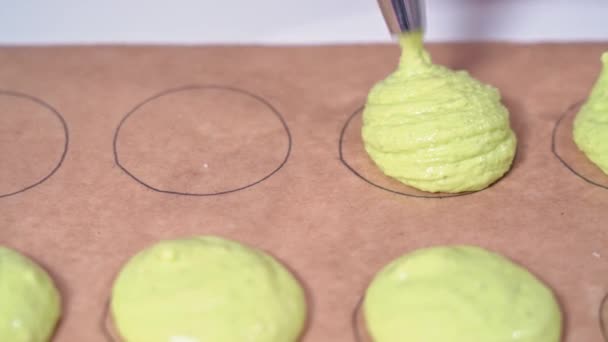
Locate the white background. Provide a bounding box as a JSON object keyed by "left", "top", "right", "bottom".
{"left": 0, "top": 0, "right": 607, "bottom": 44}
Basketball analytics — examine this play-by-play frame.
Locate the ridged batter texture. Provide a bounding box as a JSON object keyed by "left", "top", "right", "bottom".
{"left": 573, "top": 52, "right": 608, "bottom": 175}
{"left": 0, "top": 247, "right": 61, "bottom": 342}
{"left": 364, "top": 246, "right": 562, "bottom": 342}
{"left": 111, "top": 236, "right": 306, "bottom": 342}
{"left": 362, "top": 32, "right": 517, "bottom": 193}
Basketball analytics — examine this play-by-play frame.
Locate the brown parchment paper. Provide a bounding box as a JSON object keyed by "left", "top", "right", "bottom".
{"left": 1, "top": 42, "right": 607, "bottom": 342}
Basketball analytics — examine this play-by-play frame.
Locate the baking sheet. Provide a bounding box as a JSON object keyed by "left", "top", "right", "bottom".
{"left": 0, "top": 42, "right": 607, "bottom": 341}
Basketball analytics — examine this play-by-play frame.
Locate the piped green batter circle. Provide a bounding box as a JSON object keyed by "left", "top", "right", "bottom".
{"left": 111, "top": 236, "right": 307, "bottom": 342}
{"left": 364, "top": 246, "right": 562, "bottom": 342}
{"left": 0, "top": 247, "right": 61, "bottom": 342}
{"left": 573, "top": 51, "right": 608, "bottom": 175}
{"left": 362, "top": 32, "right": 516, "bottom": 193}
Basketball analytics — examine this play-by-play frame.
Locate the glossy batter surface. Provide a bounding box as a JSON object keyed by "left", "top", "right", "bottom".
{"left": 362, "top": 32, "right": 516, "bottom": 193}
{"left": 111, "top": 236, "right": 306, "bottom": 342}
{"left": 0, "top": 247, "right": 61, "bottom": 342}
{"left": 364, "top": 246, "right": 562, "bottom": 342}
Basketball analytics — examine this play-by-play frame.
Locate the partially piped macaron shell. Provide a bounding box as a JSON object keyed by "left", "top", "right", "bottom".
{"left": 364, "top": 246, "right": 562, "bottom": 342}
{"left": 573, "top": 52, "right": 608, "bottom": 175}
{"left": 0, "top": 247, "right": 61, "bottom": 342}
{"left": 111, "top": 236, "right": 307, "bottom": 342}
{"left": 362, "top": 32, "right": 516, "bottom": 193}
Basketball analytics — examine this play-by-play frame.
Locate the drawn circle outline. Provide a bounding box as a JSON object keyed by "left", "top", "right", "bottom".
{"left": 601, "top": 292, "right": 608, "bottom": 341}
{"left": 338, "top": 106, "right": 497, "bottom": 199}
{"left": 0, "top": 90, "right": 69, "bottom": 199}
{"left": 113, "top": 84, "right": 292, "bottom": 196}
{"left": 352, "top": 294, "right": 366, "bottom": 342}
{"left": 551, "top": 100, "right": 608, "bottom": 190}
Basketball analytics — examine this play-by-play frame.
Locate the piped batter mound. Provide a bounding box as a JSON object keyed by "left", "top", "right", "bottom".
{"left": 0, "top": 247, "right": 61, "bottom": 342}
{"left": 111, "top": 236, "right": 307, "bottom": 342}
{"left": 363, "top": 246, "right": 562, "bottom": 342}
{"left": 573, "top": 52, "right": 608, "bottom": 175}
{"left": 362, "top": 32, "right": 517, "bottom": 193}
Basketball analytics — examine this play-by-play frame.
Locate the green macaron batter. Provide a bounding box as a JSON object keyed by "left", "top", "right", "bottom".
{"left": 111, "top": 236, "right": 306, "bottom": 342}
{"left": 0, "top": 247, "right": 61, "bottom": 342}
{"left": 573, "top": 52, "right": 608, "bottom": 175}
{"left": 364, "top": 246, "right": 562, "bottom": 342}
{"left": 362, "top": 32, "right": 516, "bottom": 193}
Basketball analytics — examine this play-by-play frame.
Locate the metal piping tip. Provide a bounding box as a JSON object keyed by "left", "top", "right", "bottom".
{"left": 377, "top": 0, "right": 426, "bottom": 35}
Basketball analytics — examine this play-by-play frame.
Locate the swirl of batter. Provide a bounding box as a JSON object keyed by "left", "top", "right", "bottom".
{"left": 362, "top": 32, "right": 517, "bottom": 193}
